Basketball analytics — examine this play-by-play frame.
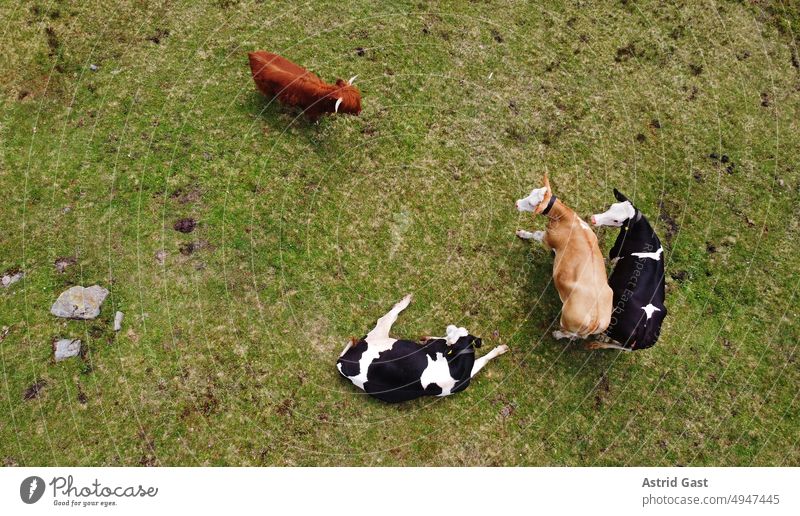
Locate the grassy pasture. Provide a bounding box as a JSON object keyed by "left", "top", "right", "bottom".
{"left": 0, "top": 0, "right": 798, "bottom": 466}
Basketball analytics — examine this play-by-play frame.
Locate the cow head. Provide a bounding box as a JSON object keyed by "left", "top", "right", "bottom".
{"left": 591, "top": 188, "right": 637, "bottom": 226}
{"left": 444, "top": 325, "right": 481, "bottom": 349}
{"left": 332, "top": 76, "right": 362, "bottom": 115}
{"left": 515, "top": 172, "right": 554, "bottom": 214}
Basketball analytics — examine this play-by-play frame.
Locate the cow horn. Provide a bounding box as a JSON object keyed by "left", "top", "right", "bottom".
{"left": 334, "top": 97, "right": 343, "bottom": 113}
{"left": 348, "top": 75, "right": 358, "bottom": 85}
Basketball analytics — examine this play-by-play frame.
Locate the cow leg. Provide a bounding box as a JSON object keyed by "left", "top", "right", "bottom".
{"left": 367, "top": 294, "right": 412, "bottom": 339}
{"left": 470, "top": 345, "right": 509, "bottom": 378}
{"left": 339, "top": 337, "right": 356, "bottom": 357}
{"left": 586, "top": 340, "right": 631, "bottom": 351}
{"left": 552, "top": 329, "right": 581, "bottom": 340}
{"left": 516, "top": 229, "right": 545, "bottom": 242}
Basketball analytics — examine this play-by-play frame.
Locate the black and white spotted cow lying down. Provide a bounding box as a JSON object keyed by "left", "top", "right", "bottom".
{"left": 590, "top": 189, "right": 667, "bottom": 350}
{"left": 337, "top": 295, "right": 508, "bottom": 403}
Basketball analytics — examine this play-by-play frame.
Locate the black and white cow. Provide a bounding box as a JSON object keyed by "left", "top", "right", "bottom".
{"left": 337, "top": 294, "right": 508, "bottom": 403}
{"left": 589, "top": 189, "right": 667, "bottom": 350}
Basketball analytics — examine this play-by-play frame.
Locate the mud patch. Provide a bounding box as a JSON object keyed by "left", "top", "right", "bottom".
{"left": 658, "top": 202, "right": 680, "bottom": 241}
{"left": 170, "top": 187, "right": 202, "bottom": 205}
{"left": 137, "top": 430, "right": 158, "bottom": 466}
{"left": 615, "top": 42, "right": 638, "bottom": 62}
{"left": 179, "top": 239, "right": 213, "bottom": 256}
{"left": 275, "top": 398, "right": 294, "bottom": 417}
{"left": 146, "top": 28, "right": 170, "bottom": 45}
{"left": 77, "top": 384, "right": 88, "bottom": 405}
{"left": 45, "top": 26, "right": 60, "bottom": 57}
{"left": 594, "top": 373, "right": 611, "bottom": 409}
{"left": 173, "top": 218, "right": 196, "bottom": 233}
{"left": 670, "top": 270, "right": 688, "bottom": 283}
{"left": 24, "top": 379, "right": 47, "bottom": 400}
{"left": 709, "top": 153, "right": 736, "bottom": 174}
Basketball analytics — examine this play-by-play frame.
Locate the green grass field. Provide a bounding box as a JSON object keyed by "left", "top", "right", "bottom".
{"left": 1, "top": 0, "right": 798, "bottom": 466}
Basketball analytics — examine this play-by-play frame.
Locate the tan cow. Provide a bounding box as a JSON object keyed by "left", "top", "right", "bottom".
{"left": 515, "top": 174, "right": 613, "bottom": 342}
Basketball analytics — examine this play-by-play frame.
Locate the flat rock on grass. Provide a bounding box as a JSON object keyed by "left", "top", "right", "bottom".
{"left": 54, "top": 256, "right": 77, "bottom": 273}
{"left": 1, "top": 270, "right": 24, "bottom": 288}
{"left": 51, "top": 285, "right": 109, "bottom": 319}
{"left": 53, "top": 338, "right": 81, "bottom": 361}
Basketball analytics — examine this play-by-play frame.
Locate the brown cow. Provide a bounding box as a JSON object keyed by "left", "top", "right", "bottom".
{"left": 248, "top": 51, "right": 362, "bottom": 121}
{"left": 515, "top": 173, "right": 613, "bottom": 344}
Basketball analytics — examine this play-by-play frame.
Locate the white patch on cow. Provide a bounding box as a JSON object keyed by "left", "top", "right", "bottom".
{"left": 445, "top": 325, "right": 468, "bottom": 345}
{"left": 516, "top": 187, "right": 546, "bottom": 213}
{"left": 631, "top": 247, "right": 663, "bottom": 261}
{"left": 642, "top": 303, "right": 661, "bottom": 320}
{"left": 579, "top": 219, "right": 591, "bottom": 230}
{"left": 592, "top": 201, "right": 635, "bottom": 227}
{"left": 420, "top": 352, "right": 457, "bottom": 396}
{"left": 343, "top": 337, "right": 397, "bottom": 390}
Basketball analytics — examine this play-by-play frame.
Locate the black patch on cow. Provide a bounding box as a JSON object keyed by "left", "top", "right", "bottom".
{"left": 337, "top": 335, "right": 480, "bottom": 403}
{"left": 605, "top": 190, "right": 668, "bottom": 350}
{"left": 337, "top": 336, "right": 366, "bottom": 377}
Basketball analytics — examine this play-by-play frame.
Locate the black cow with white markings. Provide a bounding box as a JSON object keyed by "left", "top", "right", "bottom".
{"left": 589, "top": 189, "right": 667, "bottom": 350}
{"left": 337, "top": 294, "right": 508, "bottom": 403}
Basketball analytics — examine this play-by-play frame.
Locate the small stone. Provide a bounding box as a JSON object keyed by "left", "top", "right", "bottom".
{"left": 114, "top": 311, "right": 124, "bottom": 332}
{"left": 50, "top": 285, "right": 109, "bottom": 319}
{"left": 155, "top": 250, "right": 166, "bottom": 265}
{"left": 54, "top": 256, "right": 77, "bottom": 273}
{"left": 89, "top": 64, "right": 99, "bottom": 71}
{"left": 778, "top": 178, "right": 785, "bottom": 187}
{"left": 54, "top": 338, "right": 81, "bottom": 361}
{"left": 1, "top": 270, "right": 24, "bottom": 288}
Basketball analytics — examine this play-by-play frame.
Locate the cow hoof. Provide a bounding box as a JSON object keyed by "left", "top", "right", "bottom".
{"left": 398, "top": 293, "right": 412, "bottom": 308}
{"left": 495, "top": 344, "right": 510, "bottom": 355}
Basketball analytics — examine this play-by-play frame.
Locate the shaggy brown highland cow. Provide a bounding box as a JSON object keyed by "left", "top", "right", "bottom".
{"left": 248, "top": 51, "right": 361, "bottom": 121}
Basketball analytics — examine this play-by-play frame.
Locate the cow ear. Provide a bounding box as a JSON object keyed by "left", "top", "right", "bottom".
{"left": 473, "top": 337, "right": 482, "bottom": 348}
{"left": 613, "top": 188, "right": 627, "bottom": 202}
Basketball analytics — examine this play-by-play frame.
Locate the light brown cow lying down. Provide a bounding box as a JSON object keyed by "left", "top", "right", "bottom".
{"left": 515, "top": 173, "right": 613, "bottom": 341}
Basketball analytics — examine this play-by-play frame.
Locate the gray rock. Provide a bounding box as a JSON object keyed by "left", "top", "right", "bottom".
{"left": 1, "top": 271, "right": 24, "bottom": 288}
{"left": 114, "top": 311, "right": 124, "bottom": 332}
{"left": 50, "top": 285, "right": 109, "bottom": 319}
{"left": 54, "top": 338, "right": 81, "bottom": 361}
